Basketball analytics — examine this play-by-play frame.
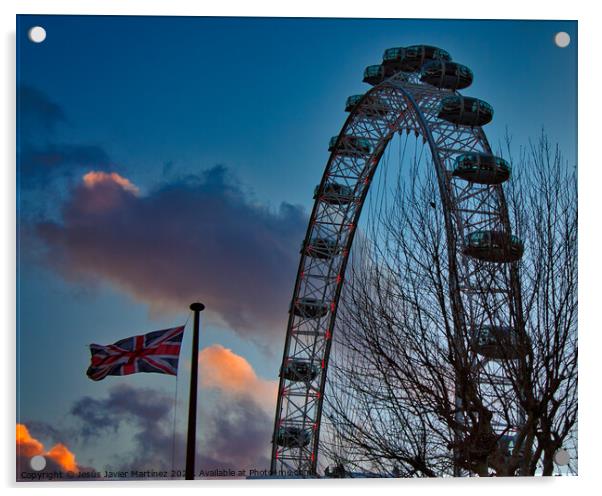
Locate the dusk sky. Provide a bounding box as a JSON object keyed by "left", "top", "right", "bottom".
{"left": 16, "top": 15, "right": 577, "bottom": 478}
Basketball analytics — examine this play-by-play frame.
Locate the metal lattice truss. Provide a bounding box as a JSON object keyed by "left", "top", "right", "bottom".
{"left": 270, "top": 72, "right": 523, "bottom": 476}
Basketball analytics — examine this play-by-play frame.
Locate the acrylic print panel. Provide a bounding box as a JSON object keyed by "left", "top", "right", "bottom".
{"left": 16, "top": 15, "right": 577, "bottom": 481}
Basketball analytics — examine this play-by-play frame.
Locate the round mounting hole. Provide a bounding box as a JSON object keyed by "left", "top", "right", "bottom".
{"left": 554, "top": 448, "right": 570, "bottom": 466}
{"left": 30, "top": 455, "right": 47, "bottom": 471}
{"left": 554, "top": 32, "right": 570, "bottom": 48}
{"left": 28, "top": 26, "right": 47, "bottom": 43}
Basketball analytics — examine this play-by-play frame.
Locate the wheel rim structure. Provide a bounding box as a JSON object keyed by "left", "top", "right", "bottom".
{"left": 270, "top": 46, "right": 525, "bottom": 477}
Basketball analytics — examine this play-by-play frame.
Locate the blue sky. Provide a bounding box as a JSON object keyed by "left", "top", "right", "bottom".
{"left": 16, "top": 15, "right": 577, "bottom": 477}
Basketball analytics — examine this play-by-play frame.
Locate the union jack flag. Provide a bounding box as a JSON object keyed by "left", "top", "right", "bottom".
{"left": 86, "top": 326, "right": 185, "bottom": 381}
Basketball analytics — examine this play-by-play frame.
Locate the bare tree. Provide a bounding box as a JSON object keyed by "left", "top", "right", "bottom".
{"left": 321, "top": 133, "right": 577, "bottom": 477}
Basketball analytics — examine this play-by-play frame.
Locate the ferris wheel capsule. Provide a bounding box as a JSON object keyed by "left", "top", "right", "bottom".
{"left": 314, "top": 182, "right": 355, "bottom": 205}
{"left": 345, "top": 94, "right": 391, "bottom": 116}
{"left": 420, "top": 60, "right": 473, "bottom": 90}
{"left": 281, "top": 359, "right": 320, "bottom": 382}
{"left": 329, "top": 135, "right": 372, "bottom": 157}
{"left": 291, "top": 297, "right": 329, "bottom": 319}
{"left": 382, "top": 45, "right": 451, "bottom": 73}
{"left": 452, "top": 152, "right": 511, "bottom": 184}
{"left": 363, "top": 64, "right": 387, "bottom": 85}
{"left": 438, "top": 95, "right": 493, "bottom": 127}
{"left": 275, "top": 425, "right": 312, "bottom": 448}
{"left": 497, "top": 432, "right": 528, "bottom": 459}
{"left": 304, "top": 237, "right": 341, "bottom": 260}
{"left": 345, "top": 94, "right": 364, "bottom": 112}
{"left": 463, "top": 230, "right": 524, "bottom": 263}
{"left": 471, "top": 326, "right": 529, "bottom": 360}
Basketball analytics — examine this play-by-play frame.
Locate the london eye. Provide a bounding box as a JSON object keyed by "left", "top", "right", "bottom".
{"left": 270, "top": 44, "right": 527, "bottom": 477}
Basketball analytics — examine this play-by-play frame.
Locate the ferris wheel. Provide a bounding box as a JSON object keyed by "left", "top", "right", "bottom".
{"left": 270, "top": 44, "right": 527, "bottom": 477}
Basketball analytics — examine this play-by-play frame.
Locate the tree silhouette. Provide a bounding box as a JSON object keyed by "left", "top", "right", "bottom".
{"left": 321, "top": 133, "right": 577, "bottom": 477}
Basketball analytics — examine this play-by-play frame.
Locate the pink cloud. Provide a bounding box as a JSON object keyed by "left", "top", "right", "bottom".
{"left": 82, "top": 171, "right": 140, "bottom": 195}
{"left": 36, "top": 166, "right": 306, "bottom": 340}
{"left": 199, "top": 344, "right": 277, "bottom": 411}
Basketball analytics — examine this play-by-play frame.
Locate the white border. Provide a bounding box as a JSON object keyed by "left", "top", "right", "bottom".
{"left": 2, "top": 2, "right": 598, "bottom": 495}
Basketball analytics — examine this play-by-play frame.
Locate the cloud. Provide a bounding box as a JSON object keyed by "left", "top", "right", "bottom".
{"left": 199, "top": 344, "right": 277, "bottom": 411}
{"left": 23, "top": 420, "right": 69, "bottom": 444}
{"left": 16, "top": 423, "right": 89, "bottom": 479}
{"left": 19, "top": 143, "right": 113, "bottom": 190}
{"left": 18, "top": 84, "right": 65, "bottom": 134}
{"left": 121, "top": 394, "right": 272, "bottom": 476}
{"left": 69, "top": 381, "right": 272, "bottom": 477}
{"left": 82, "top": 171, "right": 140, "bottom": 195}
{"left": 70, "top": 383, "right": 172, "bottom": 440}
{"left": 45, "top": 444, "right": 78, "bottom": 472}
{"left": 17, "top": 84, "right": 113, "bottom": 189}
{"left": 16, "top": 424, "right": 44, "bottom": 458}
{"left": 18, "top": 355, "right": 275, "bottom": 480}
{"left": 36, "top": 165, "right": 306, "bottom": 339}
{"left": 201, "top": 395, "right": 272, "bottom": 471}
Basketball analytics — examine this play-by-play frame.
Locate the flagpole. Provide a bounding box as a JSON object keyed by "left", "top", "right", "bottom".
{"left": 185, "top": 302, "right": 205, "bottom": 480}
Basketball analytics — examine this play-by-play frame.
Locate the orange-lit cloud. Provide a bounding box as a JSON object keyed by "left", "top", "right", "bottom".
{"left": 199, "top": 345, "right": 277, "bottom": 411}
{"left": 83, "top": 171, "right": 139, "bottom": 195}
{"left": 46, "top": 443, "right": 78, "bottom": 472}
{"left": 16, "top": 424, "right": 43, "bottom": 458}
{"left": 16, "top": 423, "right": 80, "bottom": 472}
